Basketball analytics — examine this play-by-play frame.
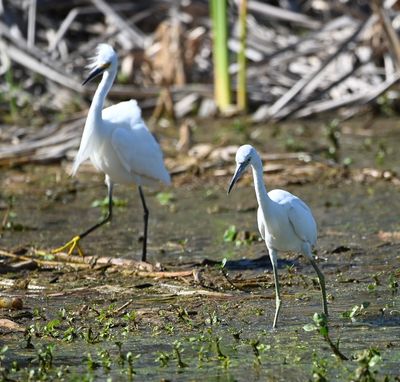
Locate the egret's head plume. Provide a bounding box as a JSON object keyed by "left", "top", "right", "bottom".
{"left": 89, "top": 44, "right": 117, "bottom": 68}
{"left": 82, "top": 44, "right": 118, "bottom": 85}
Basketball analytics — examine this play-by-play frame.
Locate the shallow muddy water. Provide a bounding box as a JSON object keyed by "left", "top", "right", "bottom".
{"left": 0, "top": 118, "right": 399, "bottom": 381}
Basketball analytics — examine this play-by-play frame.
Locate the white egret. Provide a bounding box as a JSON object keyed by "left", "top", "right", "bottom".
{"left": 53, "top": 44, "right": 171, "bottom": 262}
{"left": 227, "top": 145, "right": 327, "bottom": 328}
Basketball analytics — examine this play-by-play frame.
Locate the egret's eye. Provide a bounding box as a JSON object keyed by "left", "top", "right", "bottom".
{"left": 239, "top": 158, "right": 250, "bottom": 166}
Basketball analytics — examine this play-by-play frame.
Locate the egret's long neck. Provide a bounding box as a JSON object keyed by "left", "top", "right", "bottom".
{"left": 86, "top": 68, "right": 116, "bottom": 128}
{"left": 251, "top": 156, "right": 272, "bottom": 214}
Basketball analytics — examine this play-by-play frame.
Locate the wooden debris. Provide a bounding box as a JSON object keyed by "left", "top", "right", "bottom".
{"left": 1, "top": 1, "right": 400, "bottom": 166}
{"left": 159, "top": 283, "right": 233, "bottom": 297}
{"left": 33, "top": 250, "right": 155, "bottom": 272}
{"left": 245, "top": 0, "right": 322, "bottom": 29}
{"left": 378, "top": 230, "right": 400, "bottom": 242}
{"left": 0, "top": 248, "right": 196, "bottom": 279}
{"left": 0, "top": 318, "right": 25, "bottom": 332}
{"left": 0, "top": 115, "right": 84, "bottom": 161}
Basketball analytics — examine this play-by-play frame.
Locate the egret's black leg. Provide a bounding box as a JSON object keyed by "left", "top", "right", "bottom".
{"left": 138, "top": 186, "right": 149, "bottom": 262}
{"left": 80, "top": 181, "right": 114, "bottom": 239}
{"left": 52, "top": 180, "right": 113, "bottom": 256}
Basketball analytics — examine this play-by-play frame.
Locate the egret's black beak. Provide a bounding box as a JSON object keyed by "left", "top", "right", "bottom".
{"left": 227, "top": 162, "right": 247, "bottom": 194}
{"left": 82, "top": 63, "right": 110, "bottom": 86}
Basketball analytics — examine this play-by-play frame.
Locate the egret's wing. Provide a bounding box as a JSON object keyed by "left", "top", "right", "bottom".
{"left": 111, "top": 121, "right": 171, "bottom": 185}
{"left": 287, "top": 199, "right": 317, "bottom": 245}
{"left": 72, "top": 120, "right": 95, "bottom": 175}
{"left": 257, "top": 207, "right": 266, "bottom": 240}
{"left": 102, "top": 100, "right": 142, "bottom": 126}
{"left": 72, "top": 100, "right": 148, "bottom": 176}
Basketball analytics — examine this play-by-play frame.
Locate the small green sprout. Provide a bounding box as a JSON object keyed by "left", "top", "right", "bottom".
{"left": 91, "top": 196, "right": 127, "bottom": 209}
{"left": 156, "top": 192, "right": 175, "bottom": 206}
{"left": 156, "top": 351, "right": 170, "bottom": 367}
{"left": 353, "top": 348, "right": 382, "bottom": 382}
{"left": 223, "top": 225, "right": 237, "bottom": 243}
{"left": 388, "top": 273, "right": 398, "bottom": 295}
{"left": 173, "top": 341, "right": 188, "bottom": 368}
{"left": 340, "top": 302, "right": 370, "bottom": 322}
{"left": 303, "top": 313, "right": 348, "bottom": 360}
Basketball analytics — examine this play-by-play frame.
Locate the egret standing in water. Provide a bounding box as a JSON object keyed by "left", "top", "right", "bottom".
{"left": 227, "top": 145, "right": 327, "bottom": 328}
{"left": 53, "top": 44, "right": 171, "bottom": 262}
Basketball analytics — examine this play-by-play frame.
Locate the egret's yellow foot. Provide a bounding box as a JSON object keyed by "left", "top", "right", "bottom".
{"left": 52, "top": 236, "right": 84, "bottom": 257}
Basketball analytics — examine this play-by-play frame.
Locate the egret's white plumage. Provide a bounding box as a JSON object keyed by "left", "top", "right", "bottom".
{"left": 228, "top": 145, "right": 327, "bottom": 328}
{"left": 54, "top": 44, "right": 170, "bottom": 261}
{"left": 74, "top": 99, "right": 170, "bottom": 186}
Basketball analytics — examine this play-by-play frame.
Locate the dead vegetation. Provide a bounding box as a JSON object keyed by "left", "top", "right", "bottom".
{"left": 1, "top": 1, "right": 400, "bottom": 124}
{"left": 1, "top": 1, "right": 400, "bottom": 167}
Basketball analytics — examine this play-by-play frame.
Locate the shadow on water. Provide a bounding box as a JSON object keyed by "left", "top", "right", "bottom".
{"left": 201, "top": 254, "right": 295, "bottom": 271}
{"left": 359, "top": 314, "right": 400, "bottom": 327}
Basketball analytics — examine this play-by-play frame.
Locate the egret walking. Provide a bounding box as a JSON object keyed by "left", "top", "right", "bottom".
{"left": 53, "top": 44, "right": 171, "bottom": 262}
{"left": 227, "top": 145, "right": 327, "bottom": 328}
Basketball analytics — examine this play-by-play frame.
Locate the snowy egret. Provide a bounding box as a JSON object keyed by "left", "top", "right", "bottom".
{"left": 227, "top": 145, "right": 327, "bottom": 328}
{"left": 53, "top": 44, "right": 171, "bottom": 262}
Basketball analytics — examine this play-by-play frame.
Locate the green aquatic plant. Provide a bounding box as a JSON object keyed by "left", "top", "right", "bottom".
{"left": 99, "top": 319, "right": 115, "bottom": 340}
{"left": 205, "top": 310, "right": 221, "bottom": 326}
{"left": 43, "top": 319, "right": 61, "bottom": 337}
{"left": 97, "top": 349, "right": 112, "bottom": 373}
{"left": 367, "top": 273, "right": 381, "bottom": 292}
{"left": 340, "top": 302, "right": 370, "bottom": 322}
{"left": 156, "top": 351, "right": 170, "bottom": 367}
{"left": 223, "top": 225, "right": 237, "bottom": 243}
{"left": 83, "top": 326, "right": 100, "bottom": 344}
{"left": 173, "top": 305, "right": 193, "bottom": 326}
{"left": 304, "top": 313, "right": 348, "bottom": 360}
{"left": 0, "top": 346, "right": 9, "bottom": 378}
{"left": 214, "top": 336, "right": 227, "bottom": 360}
{"left": 375, "top": 141, "right": 388, "bottom": 167}
{"left": 248, "top": 339, "right": 268, "bottom": 366}
{"left": 32, "top": 307, "right": 47, "bottom": 321}
{"left": 124, "top": 311, "right": 137, "bottom": 321}
{"left": 156, "top": 341, "right": 188, "bottom": 369}
{"left": 124, "top": 352, "right": 140, "bottom": 381}
{"left": 311, "top": 351, "right": 328, "bottom": 382}
{"left": 163, "top": 323, "right": 175, "bottom": 335}
{"left": 34, "top": 344, "right": 55, "bottom": 373}
{"left": 223, "top": 225, "right": 257, "bottom": 246}
{"left": 86, "top": 353, "right": 100, "bottom": 372}
{"left": 388, "top": 272, "right": 398, "bottom": 295}
{"left": 62, "top": 326, "right": 78, "bottom": 342}
{"left": 156, "top": 191, "right": 175, "bottom": 206}
{"left": 229, "top": 328, "right": 242, "bottom": 341}
{"left": 91, "top": 196, "right": 128, "bottom": 209}
{"left": 91, "top": 197, "right": 128, "bottom": 219}
{"left": 96, "top": 303, "right": 116, "bottom": 323}
{"left": 352, "top": 348, "right": 382, "bottom": 382}
{"left": 173, "top": 340, "right": 188, "bottom": 368}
